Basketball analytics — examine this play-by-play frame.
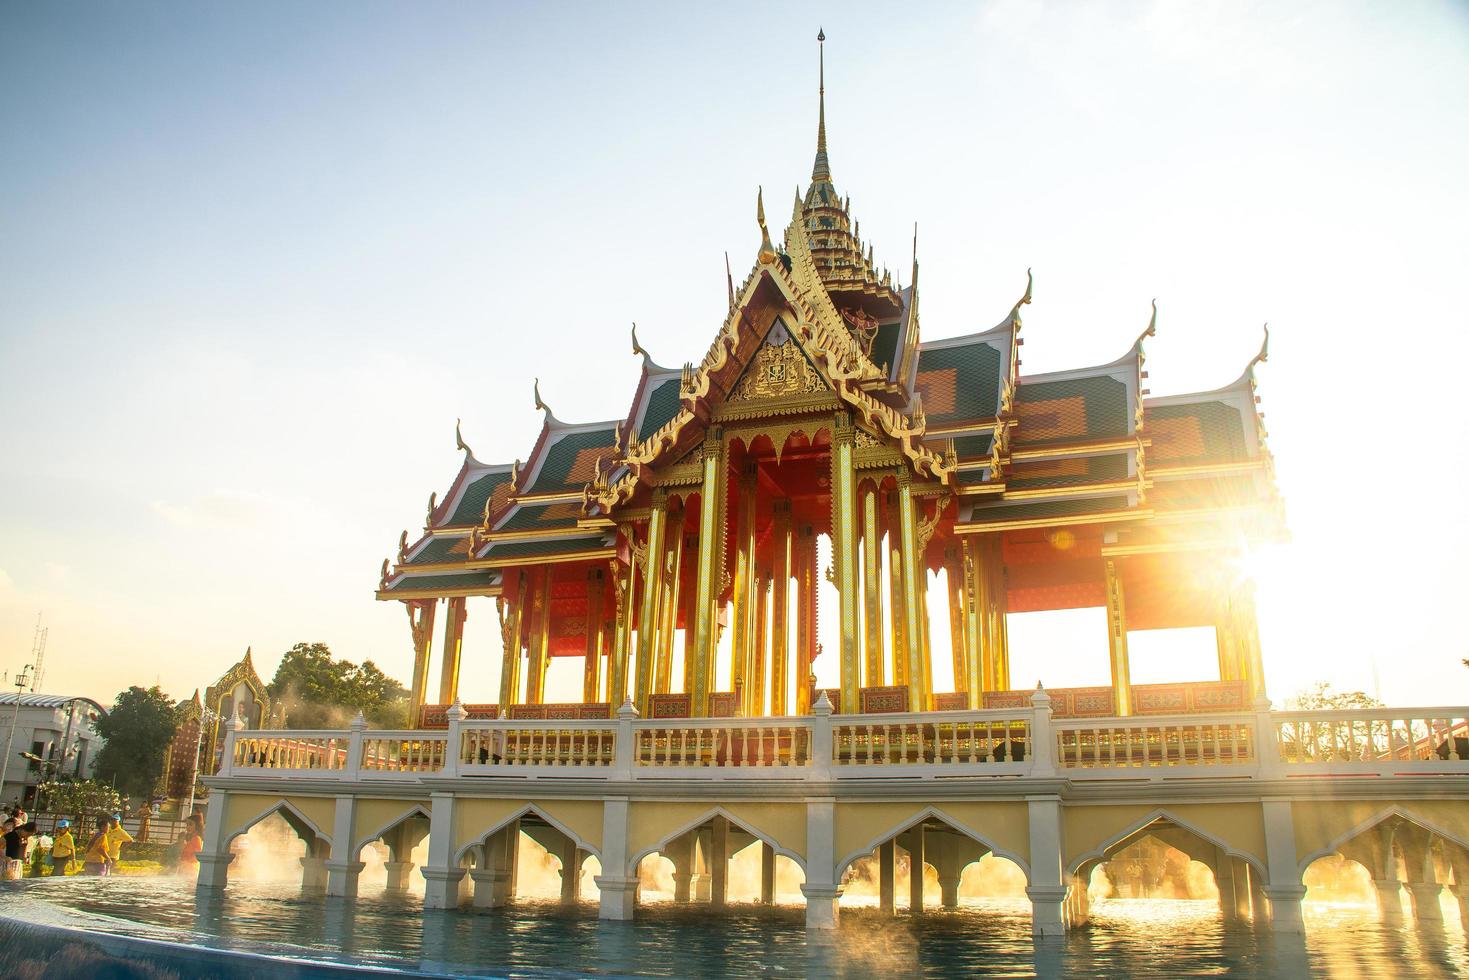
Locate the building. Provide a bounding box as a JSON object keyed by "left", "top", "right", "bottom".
{"left": 198, "top": 35, "right": 1469, "bottom": 938}
{"left": 0, "top": 694, "right": 104, "bottom": 809}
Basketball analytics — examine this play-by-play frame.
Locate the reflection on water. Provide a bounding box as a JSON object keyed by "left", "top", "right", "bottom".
{"left": 7, "top": 876, "right": 1469, "bottom": 978}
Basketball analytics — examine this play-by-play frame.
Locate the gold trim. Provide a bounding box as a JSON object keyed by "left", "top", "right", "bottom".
{"left": 509, "top": 490, "right": 584, "bottom": 506}
{"left": 1007, "top": 437, "right": 1149, "bottom": 462}
{"left": 1149, "top": 458, "right": 1266, "bottom": 478}
{"left": 1001, "top": 478, "right": 1148, "bottom": 501}
{"left": 955, "top": 508, "right": 1152, "bottom": 535}
{"left": 376, "top": 585, "right": 503, "bottom": 601}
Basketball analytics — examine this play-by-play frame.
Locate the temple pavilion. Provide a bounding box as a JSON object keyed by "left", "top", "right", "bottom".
{"left": 377, "top": 34, "right": 1283, "bottom": 730}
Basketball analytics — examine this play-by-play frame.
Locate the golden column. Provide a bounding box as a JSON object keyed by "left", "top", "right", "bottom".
{"left": 749, "top": 568, "right": 770, "bottom": 716}
{"left": 916, "top": 555, "right": 934, "bottom": 711}
{"left": 525, "top": 567, "right": 552, "bottom": 704}
{"left": 830, "top": 415, "right": 862, "bottom": 715}
{"left": 794, "top": 522, "right": 818, "bottom": 715}
{"left": 689, "top": 431, "right": 728, "bottom": 717}
{"left": 769, "top": 500, "right": 792, "bottom": 715}
{"left": 731, "top": 461, "right": 758, "bottom": 709}
{"left": 1228, "top": 581, "right": 1265, "bottom": 699}
{"left": 584, "top": 566, "right": 607, "bottom": 702}
{"left": 960, "top": 539, "right": 985, "bottom": 708}
{"left": 634, "top": 492, "right": 670, "bottom": 715}
{"left": 655, "top": 512, "right": 686, "bottom": 695}
{"left": 609, "top": 554, "right": 636, "bottom": 707}
{"left": 406, "top": 599, "right": 437, "bottom": 718}
{"left": 895, "top": 473, "right": 926, "bottom": 710}
{"left": 1104, "top": 559, "right": 1133, "bottom": 716}
{"left": 496, "top": 575, "right": 525, "bottom": 707}
{"left": 887, "top": 539, "right": 907, "bottom": 688}
{"left": 681, "top": 533, "right": 698, "bottom": 694}
{"left": 976, "top": 535, "right": 1011, "bottom": 694}
{"left": 861, "top": 484, "right": 885, "bottom": 687}
{"left": 945, "top": 545, "right": 967, "bottom": 699}
{"left": 438, "top": 597, "right": 467, "bottom": 705}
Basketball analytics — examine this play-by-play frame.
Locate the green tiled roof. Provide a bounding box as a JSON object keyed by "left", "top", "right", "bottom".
{"left": 1149, "top": 475, "right": 1260, "bottom": 510}
{"left": 957, "top": 468, "right": 994, "bottom": 487}
{"left": 1007, "top": 451, "right": 1129, "bottom": 491}
{"left": 916, "top": 341, "right": 1003, "bottom": 425}
{"left": 499, "top": 503, "right": 581, "bottom": 531}
{"left": 388, "top": 572, "right": 496, "bottom": 592}
{"left": 1146, "top": 401, "right": 1248, "bottom": 464}
{"left": 407, "top": 537, "right": 466, "bottom": 566}
{"left": 486, "top": 536, "right": 609, "bottom": 560}
{"left": 640, "top": 378, "right": 682, "bottom": 436}
{"left": 448, "top": 471, "right": 511, "bottom": 526}
{"left": 950, "top": 433, "right": 994, "bottom": 459}
{"left": 528, "top": 428, "right": 617, "bottom": 493}
{"left": 1015, "top": 375, "right": 1129, "bottom": 446}
{"left": 968, "top": 495, "right": 1132, "bottom": 523}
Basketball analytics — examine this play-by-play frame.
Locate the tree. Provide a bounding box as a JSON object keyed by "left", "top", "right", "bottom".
{"left": 1285, "top": 682, "right": 1383, "bottom": 711}
{"left": 93, "top": 686, "right": 180, "bottom": 803}
{"left": 267, "top": 643, "right": 410, "bottom": 729}
{"left": 36, "top": 778, "right": 121, "bottom": 821}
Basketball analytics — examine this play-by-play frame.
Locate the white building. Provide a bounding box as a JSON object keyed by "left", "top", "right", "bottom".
{"left": 0, "top": 694, "right": 105, "bottom": 809}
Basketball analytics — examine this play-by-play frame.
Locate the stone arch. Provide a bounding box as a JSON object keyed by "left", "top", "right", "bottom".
{"left": 1295, "top": 804, "right": 1469, "bottom": 874}
{"left": 833, "top": 805, "right": 1031, "bottom": 883}
{"left": 452, "top": 802, "right": 601, "bottom": 867}
{"left": 353, "top": 805, "right": 431, "bottom": 855}
{"left": 626, "top": 804, "right": 808, "bottom": 878}
{"left": 225, "top": 798, "right": 331, "bottom": 851}
{"left": 1064, "top": 807, "right": 1264, "bottom": 882}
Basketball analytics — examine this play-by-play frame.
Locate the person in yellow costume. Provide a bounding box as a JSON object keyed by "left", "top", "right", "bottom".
{"left": 82, "top": 816, "right": 111, "bottom": 875}
{"left": 104, "top": 813, "right": 133, "bottom": 870}
{"left": 48, "top": 818, "right": 76, "bottom": 875}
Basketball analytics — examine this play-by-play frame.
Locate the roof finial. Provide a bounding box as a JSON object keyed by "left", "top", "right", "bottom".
{"left": 631, "top": 322, "right": 648, "bottom": 360}
{"left": 1146, "top": 298, "right": 1158, "bottom": 337}
{"left": 533, "top": 377, "right": 555, "bottom": 421}
{"left": 812, "top": 28, "right": 831, "bottom": 182}
{"left": 756, "top": 186, "right": 776, "bottom": 263}
{"left": 911, "top": 222, "right": 919, "bottom": 290}
{"left": 455, "top": 418, "right": 476, "bottom": 460}
{"left": 1010, "top": 268, "right": 1034, "bottom": 321}
{"left": 1250, "top": 323, "right": 1270, "bottom": 369}
{"left": 724, "top": 253, "right": 735, "bottom": 311}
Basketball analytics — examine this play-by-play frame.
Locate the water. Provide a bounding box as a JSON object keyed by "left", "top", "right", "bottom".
{"left": 4, "top": 877, "right": 1468, "bottom": 978}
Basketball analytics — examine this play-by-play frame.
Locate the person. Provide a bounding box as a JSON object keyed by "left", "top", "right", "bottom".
{"left": 104, "top": 813, "right": 133, "bottom": 872}
{"left": 49, "top": 819, "right": 76, "bottom": 876}
{"left": 3, "top": 821, "right": 35, "bottom": 880}
{"left": 82, "top": 817, "right": 110, "bottom": 875}
{"left": 2, "top": 818, "right": 18, "bottom": 880}
{"left": 178, "top": 823, "right": 202, "bottom": 872}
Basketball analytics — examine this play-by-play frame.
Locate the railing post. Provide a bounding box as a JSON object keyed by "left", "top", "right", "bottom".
{"left": 1030, "top": 684, "right": 1055, "bottom": 777}
{"left": 613, "top": 697, "right": 638, "bottom": 780}
{"left": 811, "top": 691, "right": 834, "bottom": 780}
{"left": 346, "top": 712, "right": 366, "bottom": 781}
{"left": 220, "top": 704, "right": 245, "bottom": 776}
{"left": 1253, "top": 697, "right": 1282, "bottom": 779}
{"left": 442, "top": 700, "right": 466, "bottom": 778}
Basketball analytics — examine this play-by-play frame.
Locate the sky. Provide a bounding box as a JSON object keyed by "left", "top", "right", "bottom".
{"left": 1, "top": 1, "right": 1467, "bottom": 714}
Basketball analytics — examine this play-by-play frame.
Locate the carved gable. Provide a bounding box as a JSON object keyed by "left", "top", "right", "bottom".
{"left": 729, "top": 320, "right": 829, "bottom": 403}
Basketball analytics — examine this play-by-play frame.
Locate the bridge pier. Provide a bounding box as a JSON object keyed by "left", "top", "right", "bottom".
{"left": 1026, "top": 796, "right": 1066, "bottom": 937}
{"left": 905, "top": 826, "right": 925, "bottom": 914}
{"left": 595, "top": 797, "right": 637, "bottom": 920}
{"left": 420, "top": 792, "right": 465, "bottom": 909}
{"left": 1372, "top": 879, "right": 1405, "bottom": 925}
{"left": 878, "top": 840, "right": 896, "bottom": 915}
{"left": 801, "top": 798, "right": 842, "bottom": 930}
{"left": 760, "top": 842, "right": 776, "bottom": 905}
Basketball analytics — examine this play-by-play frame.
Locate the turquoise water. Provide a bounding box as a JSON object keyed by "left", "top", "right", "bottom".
{"left": 5, "top": 877, "right": 1468, "bottom": 978}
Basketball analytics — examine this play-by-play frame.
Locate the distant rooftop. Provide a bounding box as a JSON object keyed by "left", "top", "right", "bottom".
{"left": 0, "top": 693, "right": 106, "bottom": 714}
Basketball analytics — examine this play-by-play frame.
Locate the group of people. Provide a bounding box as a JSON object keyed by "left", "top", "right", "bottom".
{"left": 1, "top": 806, "right": 204, "bottom": 879}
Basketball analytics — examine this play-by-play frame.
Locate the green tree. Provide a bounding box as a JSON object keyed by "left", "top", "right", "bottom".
{"left": 36, "top": 778, "right": 122, "bottom": 821}
{"left": 1285, "top": 682, "right": 1383, "bottom": 711}
{"left": 93, "top": 686, "right": 180, "bottom": 803}
{"left": 267, "top": 643, "right": 410, "bottom": 729}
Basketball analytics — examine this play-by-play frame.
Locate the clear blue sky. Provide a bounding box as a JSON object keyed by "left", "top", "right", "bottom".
{"left": 2, "top": 1, "right": 1466, "bottom": 709}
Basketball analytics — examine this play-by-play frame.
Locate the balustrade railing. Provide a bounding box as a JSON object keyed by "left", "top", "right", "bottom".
{"left": 635, "top": 719, "right": 812, "bottom": 769}
{"left": 1055, "top": 715, "right": 1256, "bottom": 771}
{"left": 359, "top": 733, "right": 448, "bottom": 773}
{"left": 1272, "top": 709, "right": 1469, "bottom": 768}
{"left": 832, "top": 712, "right": 1029, "bottom": 767}
{"left": 231, "top": 733, "right": 348, "bottom": 772}
{"left": 213, "top": 698, "right": 1469, "bottom": 783}
{"left": 459, "top": 722, "right": 615, "bottom": 768}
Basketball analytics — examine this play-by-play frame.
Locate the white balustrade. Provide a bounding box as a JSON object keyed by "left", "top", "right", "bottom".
{"left": 634, "top": 718, "right": 813, "bottom": 770}
{"left": 1055, "top": 715, "right": 1256, "bottom": 772}
{"left": 231, "top": 733, "right": 349, "bottom": 772}
{"left": 1272, "top": 708, "right": 1469, "bottom": 770}
{"left": 211, "top": 704, "right": 1469, "bottom": 784}
{"left": 831, "top": 711, "right": 1030, "bottom": 768}
{"left": 358, "top": 732, "right": 449, "bottom": 774}
{"left": 459, "top": 721, "right": 616, "bottom": 768}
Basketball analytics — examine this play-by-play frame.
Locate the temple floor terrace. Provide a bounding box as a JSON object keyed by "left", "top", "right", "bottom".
{"left": 197, "top": 691, "right": 1469, "bottom": 937}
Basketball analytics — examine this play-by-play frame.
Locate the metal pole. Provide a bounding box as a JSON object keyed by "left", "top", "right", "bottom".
{"left": 0, "top": 668, "right": 33, "bottom": 805}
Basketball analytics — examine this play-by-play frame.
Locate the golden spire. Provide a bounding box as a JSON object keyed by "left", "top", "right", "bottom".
{"left": 724, "top": 252, "right": 735, "bottom": 310}
{"left": 812, "top": 28, "right": 831, "bottom": 182}
{"left": 757, "top": 186, "right": 776, "bottom": 263}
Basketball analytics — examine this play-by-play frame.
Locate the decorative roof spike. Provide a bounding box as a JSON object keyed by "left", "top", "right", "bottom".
{"left": 1251, "top": 323, "right": 1271, "bottom": 369}
{"left": 532, "top": 377, "right": 558, "bottom": 423}
{"left": 454, "top": 417, "right": 476, "bottom": 461}
{"left": 756, "top": 186, "right": 777, "bottom": 263}
{"left": 1133, "top": 298, "right": 1158, "bottom": 349}
{"left": 1010, "top": 268, "right": 1034, "bottom": 322}
{"left": 398, "top": 529, "right": 408, "bottom": 561}
{"left": 910, "top": 222, "right": 919, "bottom": 291}
{"left": 427, "top": 491, "right": 438, "bottom": 524}
{"left": 379, "top": 558, "right": 389, "bottom": 590}
{"left": 509, "top": 458, "right": 522, "bottom": 493}
{"left": 724, "top": 253, "right": 735, "bottom": 312}
{"left": 631, "top": 322, "right": 649, "bottom": 361}
{"left": 812, "top": 28, "right": 831, "bottom": 182}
